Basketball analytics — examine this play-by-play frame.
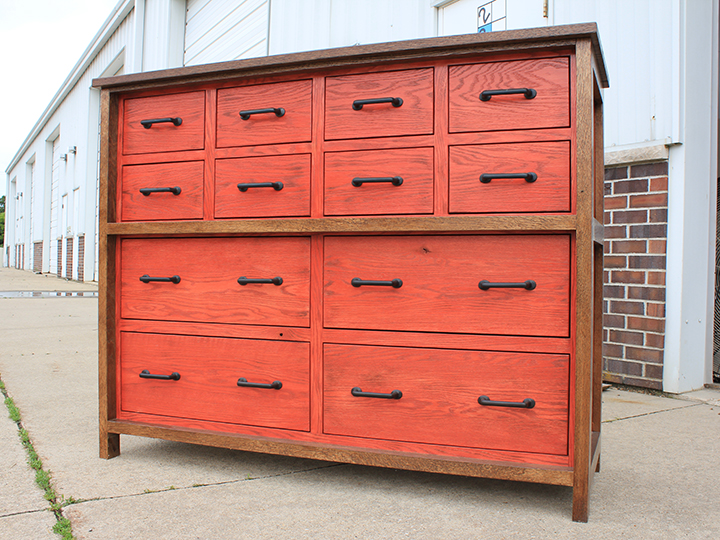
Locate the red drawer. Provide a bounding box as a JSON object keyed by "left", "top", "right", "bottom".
{"left": 324, "top": 344, "right": 569, "bottom": 455}
{"left": 121, "top": 332, "right": 309, "bottom": 430}
{"left": 120, "top": 237, "right": 310, "bottom": 327}
{"left": 122, "top": 91, "right": 205, "bottom": 155}
{"left": 449, "top": 57, "right": 570, "bottom": 133}
{"left": 120, "top": 161, "right": 204, "bottom": 221}
{"left": 216, "top": 80, "right": 312, "bottom": 148}
{"left": 325, "top": 68, "right": 434, "bottom": 140}
{"left": 324, "top": 235, "right": 570, "bottom": 337}
{"left": 324, "top": 147, "right": 433, "bottom": 216}
{"left": 449, "top": 141, "right": 571, "bottom": 213}
{"left": 215, "top": 154, "right": 311, "bottom": 218}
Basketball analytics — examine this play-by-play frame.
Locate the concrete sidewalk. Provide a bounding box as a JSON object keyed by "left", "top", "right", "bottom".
{"left": 0, "top": 266, "right": 718, "bottom": 539}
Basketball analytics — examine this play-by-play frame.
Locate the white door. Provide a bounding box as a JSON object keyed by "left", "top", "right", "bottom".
{"left": 61, "top": 193, "right": 68, "bottom": 277}
{"left": 49, "top": 139, "right": 61, "bottom": 274}
{"left": 438, "top": 0, "right": 549, "bottom": 36}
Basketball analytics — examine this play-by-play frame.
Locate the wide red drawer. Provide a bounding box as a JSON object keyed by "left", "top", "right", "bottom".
{"left": 449, "top": 141, "right": 571, "bottom": 213}
{"left": 324, "top": 147, "right": 434, "bottom": 216}
{"left": 324, "top": 344, "right": 569, "bottom": 455}
{"left": 121, "top": 332, "right": 309, "bottom": 431}
{"left": 215, "top": 154, "right": 311, "bottom": 218}
{"left": 122, "top": 91, "right": 205, "bottom": 155}
{"left": 449, "top": 57, "right": 570, "bottom": 133}
{"left": 120, "top": 161, "right": 204, "bottom": 221}
{"left": 323, "top": 234, "right": 570, "bottom": 337}
{"left": 216, "top": 80, "right": 312, "bottom": 148}
{"left": 120, "top": 237, "right": 310, "bottom": 327}
{"left": 325, "top": 68, "right": 434, "bottom": 140}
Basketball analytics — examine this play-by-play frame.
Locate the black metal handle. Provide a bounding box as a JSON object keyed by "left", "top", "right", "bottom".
{"left": 479, "top": 88, "right": 537, "bottom": 101}
{"left": 351, "top": 176, "right": 403, "bottom": 187}
{"left": 351, "top": 387, "right": 402, "bottom": 399}
{"left": 140, "top": 117, "right": 183, "bottom": 129}
{"left": 139, "top": 369, "right": 181, "bottom": 381}
{"left": 479, "top": 173, "right": 537, "bottom": 184}
{"left": 351, "top": 278, "right": 403, "bottom": 289}
{"left": 237, "top": 377, "right": 282, "bottom": 390}
{"left": 237, "top": 276, "right": 283, "bottom": 286}
{"left": 352, "top": 97, "right": 403, "bottom": 110}
{"left": 237, "top": 182, "right": 284, "bottom": 192}
{"left": 139, "top": 186, "right": 182, "bottom": 196}
{"left": 478, "top": 395, "right": 535, "bottom": 408}
{"left": 239, "top": 107, "right": 285, "bottom": 120}
{"left": 139, "top": 274, "right": 181, "bottom": 284}
{"left": 478, "top": 280, "right": 536, "bottom": 290}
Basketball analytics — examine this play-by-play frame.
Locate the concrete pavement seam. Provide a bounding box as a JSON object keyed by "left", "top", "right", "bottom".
{"left": 0, "top": 507, "right": 57, "bottom": 519}
{"left": 602, "top": 402, "right": 704, "bottom": 423}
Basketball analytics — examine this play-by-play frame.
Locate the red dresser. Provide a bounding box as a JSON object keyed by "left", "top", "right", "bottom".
{"left": 95, "top": 24, "right": 607, "bottom": 522}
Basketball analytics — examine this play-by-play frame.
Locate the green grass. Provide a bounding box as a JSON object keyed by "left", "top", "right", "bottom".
{"left": 0, "top": 375, "right": 76, "bottom": 540}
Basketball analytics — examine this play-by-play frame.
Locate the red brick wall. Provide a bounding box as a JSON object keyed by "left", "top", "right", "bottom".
{"left": 33, "top": 242, "right": 42, "bottom": 273}
{"left": 603, "top": 161, "right": 668, "bottom": 390}
{"left": 66, "top": 237, "right": 73, "bottom": 279}
{"left": 57, "top": 239, "right": 62, "bottom": 277}
{"left": 77, "top": 235, "right": 85, "bottom": 282}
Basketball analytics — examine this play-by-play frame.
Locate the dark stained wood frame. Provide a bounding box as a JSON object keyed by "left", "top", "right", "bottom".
{"left": 94, "top": 24, "right": 607, "bottom": 522}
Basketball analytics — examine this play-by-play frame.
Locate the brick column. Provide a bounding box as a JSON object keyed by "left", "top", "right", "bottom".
{"left": 603, "top": 161, "right": 668, "bottom": 390}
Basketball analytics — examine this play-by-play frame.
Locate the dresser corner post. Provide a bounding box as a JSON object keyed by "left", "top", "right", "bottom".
{"left": 100, "top": 430, "right": 121, "bottom": 459}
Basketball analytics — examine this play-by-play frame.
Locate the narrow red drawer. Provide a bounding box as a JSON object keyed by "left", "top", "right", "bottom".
{"left": 215, "top": 154, "right": 311, "bottom": 218}
{"left": 122, "top": 91, "right": 205, "bottom": 155}
{"left": 449, "top": 57, "right": 570, "bottom": 133}
{"left": 324, "top": 235, "right": 570, "bottom": 337}
{"left": 324, "top": 344, "right": 569, "bottom": 455}
{"left": 121, "top": 332, "right": 309, "bottom": 431}
{"left": 120, "top": 161, "right": 204, "bottom": 221}
{"left": 449, "top": 141, "right": 571, "bottom": 213}
{"left": 325, "top": 68, "right": 434, "bottom": 140}
{"left": 120, "top": 237, "right": 310, "bottom": 327}
{"left": 324, "top": 147, "right": 433, "bottom": 216}
{"left": 216, "top": 80, "right": 312, "bottom": 148}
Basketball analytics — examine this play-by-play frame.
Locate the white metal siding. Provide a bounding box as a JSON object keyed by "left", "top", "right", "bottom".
{"left": 184, "top": 0, "right": 268, "bottom": 65}
{"left": 268, "top": 0, "right": 435, "bottom": 56}
{"left": 49, "top": 138, "right": 61, "bottom": 274}
{"left": 29, "top": 161, "right": 36, "bottom": 243}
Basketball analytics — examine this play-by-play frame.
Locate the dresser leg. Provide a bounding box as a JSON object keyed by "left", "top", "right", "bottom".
{"left": 100, "top": 432, "right": 120, "bottom": 459}
{"left": 572, "top": 484, "right": 589, "bottom": 522}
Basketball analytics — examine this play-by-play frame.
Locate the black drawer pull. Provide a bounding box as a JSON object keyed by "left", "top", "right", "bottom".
{"left": 239, "top": 107, "right": 285, "bottom": 120}
{"left": 478, "top": 279, "right": 536, "bottom": 290}
{"left": 139, "top": 274, "right": 181, "bottom": 284}
{"left": 237, "top": 377, "right": 282, "bottom": 390}
{"left": 351, "top": 387, "right": 402, "bottom": 399}
{"left": 237, "top": 182, "right": 284, "bottom": 192}
{"left": 352, "top": 97, "right": 403, "bottom": 110}
{"left": 351, "top": 278, "right": 403, "bottom": 289}
{"left": 351, "top": 176, "right": 403, "bottom": 187}
{"left": 479, "top": 173, "right": 537, "bottom": 184}
{"left": 237, "top": 276, "right": 283, "bottom": 286}
{"left": 478, "top": 395, "right": 535, "bottom": 409}
{"left": 140, "top": 186, "right": 182, "bottom": 196}
{"left": 479, "top": 88, "right": 537, "bottom": 101}
{"left": 139, "top": 369, "right": 181, "bottom": 381}
{"left": 140, "top": 117, "right": 183, "bottom": 129}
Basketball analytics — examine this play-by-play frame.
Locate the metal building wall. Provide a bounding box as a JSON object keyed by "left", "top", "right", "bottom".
{"left": 184, "top": 0, "right": 269, "bottom": 66}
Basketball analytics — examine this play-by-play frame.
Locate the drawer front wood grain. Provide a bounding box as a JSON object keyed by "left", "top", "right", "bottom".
{"left": 324, "top": 235, "right": 570, "bottom": 337}
{"left": 325, "top": 68, "right": 434, "bottom": 140}
{"left": 121, "top": 237, "right": 310, "bottom": 326}
{"left": 122, "top": 91, "right": 205, "bottom": 155}
{"left": 121, "top": 332, "right": 310, "bottom": 430}
{"left": 216, "top": 80, "right": 312, "bottom": 148}
{"left": 215, "top": 154, "right": 311, "bottom": 218}
{"left": 449, "top": 57, "right": 570, "bottom": 133}
{"left": 324, "top": 344, "right": 569, "bottom": 455}
{"left": 121, "top": 161, "right": 204, "bottom": 221}
{"left": 449, "top": 141, "right": 571, "bottom": 213}
{"left": 324, "top": 147, "right": 434, "bottom": 216}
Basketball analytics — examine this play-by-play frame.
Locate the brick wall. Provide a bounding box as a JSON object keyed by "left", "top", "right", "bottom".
{"left": 57, "top": 239, "right": 62, "bottom": 277}
{"left": 33, "top": 241, "right": 42, "bottom": 273}
{"left": 66, "top": 237, "right": 73, "bottom": 279}
{"left": 603, "top": 161, "right": 668, "bottom": 390}
{"left": 77, "top": 235, "right": 85, "bottom": 282}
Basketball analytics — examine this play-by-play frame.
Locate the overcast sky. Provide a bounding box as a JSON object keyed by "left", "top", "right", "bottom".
{"left": 0, "top": 0, "right": 120, "bottom": 197}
